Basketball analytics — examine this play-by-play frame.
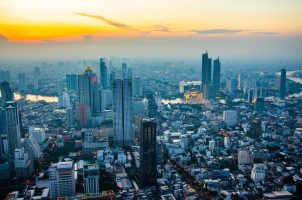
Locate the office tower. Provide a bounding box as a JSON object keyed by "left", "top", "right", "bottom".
{"left": 0, "top": 70, "right": 10, "bottom": 83}
{"left": 140, "top": 118, "right": 157, "bottom": 187}
{"left": 58, "top": 92, "right": 71, "bottom": 108}
{"left": 66, "top": 107, "right": 75, "bottom": 128}
{"left": 0, "top": 81, "right": 14, "bottom": 106}
{"left": 78, "top": 67, "right": 101, "bottom": 126}
{"left": 57, "top": 80, "right": 64, "bottom": 95}
{"left": 18, "top": 73, "right": 26, "bottom": 92}
{"left": 66, "top": 74, "right": 78, "bottom": 91}
{"left": 24, "top": 133, "right": 42, "bottom": 159}
{"left": 236, "top": 74, "right": 241, "bottom": 90}
{"left": 3, "top": 101, "right": 21, "bottom": 156}
{"left": 100, "top": 58, "right": 108, "bottom": 89}
{"left": 203, "top": 84, "right": 215, "bottom": 100}
{"left": 127, "top": 68, "right": 132, "bottom": 79}
{"left": 109, "top": 70, "right": 116, "bottom": 90}
{"left": 49, "top": 161, "right": 75, "bottom": 200}
{"left": 201, "top": 51, "right": 212, "bottom": 87}
{"left": 34, "top": 67, "right": 40, "bottom": 90}
{"left": 280, "top": 68, "right": 286, "bottom": 99}
{"left": 14, "top": 147, "right": 33, "bottom": 178}
{"left": 223, "top": 110, "right": 237, "bottom": 127}
{"left": 145, "top": 91, "right": 157, "bottom": 118}
{"left": 133, "top": 76, "right": 143, "bottom": 97}
{"left": 122, "top": 63, "right": 127, "bottom": 79}
{"left": 133, "top": 98, "right": 147, "bottom": 116}
{"left": 83, "top": 164, "right": 100, "bottom": 194}
{"left": 213, "top": 57, "right": 221, "bottom": 95}
{"left": 112, "top": 79, "right": 133, "bottom": 147}
{"left": 226, "top": 77, "right": 237, "bottom": 94}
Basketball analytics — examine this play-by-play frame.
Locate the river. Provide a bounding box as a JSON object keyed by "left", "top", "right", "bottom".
{"left": 14, "top": 93, "right": 58, "bottom": 103}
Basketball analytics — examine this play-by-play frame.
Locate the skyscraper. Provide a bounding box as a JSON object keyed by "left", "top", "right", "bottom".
{"left": 49, "top": 161, "right": 75, "bottom": 199}
{"left": 226, "top": 77, "right": 237, "bottom": 94}
{"left": 112, "top": 79, "right": 133, "bottom": 147}
{"left": 133, "top": 76, "right": 143, "bottom": 97}
{"left": 280, "top": 68, "right": 286, "bottom": 99}
{"left": 100, "top": 58, "right": 108, "bottom": 89}
{"left": 78, "top": 67, "right": 101, "bottom": 126}
{"left": 140, "top": 118, "right": 157, "bottom": 187}
{"left": 213, "top": 57, "right": 221, "bottom": 95}
{"left": 0, "top": 70, "right": 10, "bottom": 83}
{"left": 201, "top": 51, "right": 212, "bottom": 87}
{"left": 66, "top": 74, "right": 78, "bottom": 91}
{"left": 109, "top": 69, "right": 116, "bottom": 90}
{"left": 18, "top": 73, "right": 26, "bottom": 92}
{"left": 34, "top": 67, "right": 40, "bottom": 90}
{"left": 4, "top": 101, "right": 21, "bottom": 155}
{"left": 122, "top": 63, "right": 127, "bottom": 79}
{"left": 0, "top": 81, "right": 14, "bottom": 106}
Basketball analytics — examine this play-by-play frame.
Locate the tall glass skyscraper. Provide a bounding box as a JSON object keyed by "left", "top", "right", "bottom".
{"left": 112, "top": 78, "right": 133, "bottom": 147}
{"left": 99, "top": 58, "right": 108, "bottom": 89}
{"left": 280, "top": 68, "right": 286, "bottom": 99}
{"left": 78, "top": 67, "right": 101, "bottom": 126}
{"left": 66, "top": 74, "right": 78, "bottom": 91}
{"left": 140, "top": 118, "right": 157, "bottom": 187}
{"left": 213, "top": 57, "right": 221, "bottom": 95}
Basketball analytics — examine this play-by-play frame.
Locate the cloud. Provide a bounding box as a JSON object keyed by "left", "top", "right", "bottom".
{"left": 191, "top": 29, "right": 244, "bottom": 35}
{"left": 252, "top": 31, "right": 279, "bottom": 35}
{"left": 75, "top": 12, "right": 140, "bottom": 32}
{"left": 82, "top": 35, "right": 93, "bottom": 41}
{"left": 0, "top": 34, "right": 9, "bottom": 42}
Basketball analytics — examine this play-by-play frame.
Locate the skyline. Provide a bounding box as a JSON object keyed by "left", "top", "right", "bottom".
{"left": 0, "top": 0, "right": 301, "bottom": 60}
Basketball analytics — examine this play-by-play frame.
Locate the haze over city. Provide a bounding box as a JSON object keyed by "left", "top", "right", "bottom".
{"left": 0, "top": 1, "right": 302, "bottom": 200}
{"left": 0, "top": 0, "right": 301, "bottom": 60}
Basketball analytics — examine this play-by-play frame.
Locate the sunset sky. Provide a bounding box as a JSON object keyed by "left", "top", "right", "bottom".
{"left": 0, "top": 0, "right": 301, "bottom": 59}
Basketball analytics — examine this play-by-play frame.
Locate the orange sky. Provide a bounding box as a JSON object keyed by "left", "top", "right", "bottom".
{"left": 0, "top": 0, "right": 301, "bottom": 42}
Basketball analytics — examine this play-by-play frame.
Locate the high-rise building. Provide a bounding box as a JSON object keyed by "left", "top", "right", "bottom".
{"left": 100, "top": 58, "right": 108, "bottom": 89}
{"left": 66, "top": 74, "right": 78, "bottom": 91}
{"left": 133, "top": 76, "right": 143, "bottom": 97}
{"left": 18, "top": 73, "right": 26, "bottom": 92}
{"left": 201, "top": 51, "right": 212, "bottom": 87}
{"left": 213, "top": 57, "right": 221, "bottom": 96}
{"left": 280, "top": 69, "right": 286, "bottom": 99}
{"left": 0, "top": 70, "right": 10, "bottom": 83}
{"left": 66, "top": 107, "right": 75, "bottom": 128}
{"left": 0, "top": 81, "right": 14, "bottom": 106}
{"left": 145, "top": 91, "right": 157, "bottom": 118}
{"left": 83, "top": 164, "right": 100, "bottom": 194}
{"left": 226, "top": 77, "right": 237, "bottom": 94}
{"left": 140, "top": 118, "right": 157, "bottom": 187}
{"left": 34, "top": 67, "right": 40, "bottom": 90}
{"left": 122, "top": 63, "right": 127, "bottom": 79}
{"left": 127, "top": 68, "right": 132, "bottom": 79}
{"left": 78, "top": 67, "right": 101, "bottom": 126}
{"left": 57, "top": 80, "right": 64, "bottom": 95}
{"left": 3, "top": 101, "right": 21, "bottom": 156}
{"left": 112, "top": 79, "right": 133, "bottom": 147}
{"left": 223, "top": 110, "right": 237, "bottom": 127}
{"left": 49, "top": 161, "right": 75, "bottom": 199}
{"left": 109, "top": 69, "right": 116, "bottom": 90}
{"left": 14, "top": 147, "right": 33, "bottom": 178}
